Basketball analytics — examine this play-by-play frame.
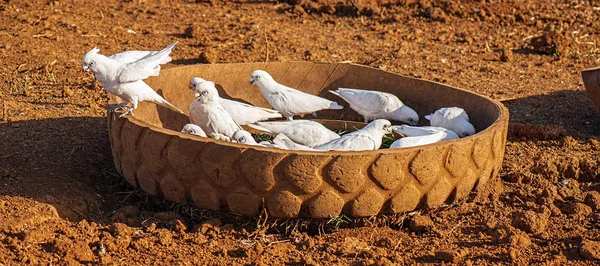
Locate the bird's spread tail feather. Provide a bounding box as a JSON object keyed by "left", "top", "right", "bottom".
{"left": 424, "top": 115, "right": 432, "bottom": 121}
{"left": 156, "top": 99, "right": 185, "bottom": 114}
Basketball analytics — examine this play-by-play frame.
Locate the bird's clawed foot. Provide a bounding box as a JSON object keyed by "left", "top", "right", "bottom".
{"left": 118, "top": 107, "right": 134, "bottom": 118}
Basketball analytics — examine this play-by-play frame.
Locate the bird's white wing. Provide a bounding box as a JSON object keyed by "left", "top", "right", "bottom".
{"left": 221, "top": 99, "right": 282, "bottom": 125}
{"left": 390, "top": 131, "right": 446, "bottom": 148}
{"left": 278, "top": 85, "right": 334, "bottom": 113}
{"left": 118, "top": 42, "right": 176, "bottom": 83}
{"left": 392, "top": 125, "right": 445, "bottom": 137}
{"left": 109, "top": 51, "right": 156, "bottom": 64}
{"left": 438, "top": 107, "right": 469, "bottom": 121}
{"left": 333, "top": 89, "right": 400, "bottom": 115}
{"left": 252, "top": 120, "right": 339, "bottom": 147}
{"left": 315, "top": 134, "right": 377, "bottom": 151}
{"left": 208, "top": 105, "right": 242, "bottom": 138}
{"left": 280, "top": 122, "right": 333, "bottom": 147}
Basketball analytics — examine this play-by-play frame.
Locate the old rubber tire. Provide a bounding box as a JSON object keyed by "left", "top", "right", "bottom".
{"left": 107, "top": 62, "right": 509, "bottom": 218}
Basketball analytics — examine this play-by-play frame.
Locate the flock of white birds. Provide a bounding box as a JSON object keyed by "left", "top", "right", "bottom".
{"left": 82, "top": 43, "right": 476, "bottom": 151}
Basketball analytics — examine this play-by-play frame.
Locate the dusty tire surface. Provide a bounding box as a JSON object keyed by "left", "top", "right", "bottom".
{"left": 108, "top": 62, "right": 509, "bottom": 218}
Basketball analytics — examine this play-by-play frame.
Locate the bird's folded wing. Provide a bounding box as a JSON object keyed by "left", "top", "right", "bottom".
{"left": 118, "top": 42, "right": 177, "bottom": 83}
{"left": 344, "top": 90, "right": 397, "bottom": 114}
{"left": 317, "top": 134, "right": 375, "bottom": 151}
{"left": 284, "top": 89, "right": 332, "bottom": 113}
{"left": 222, "top": 99, "right": 282, "bottom": 125}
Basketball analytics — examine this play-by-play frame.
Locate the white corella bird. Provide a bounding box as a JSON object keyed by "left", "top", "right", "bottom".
{"left": 390, "top": 131, "right": 455, "bottom": 148}
{"left": 425, "top": 107, "right": 475, "bottom": 138}
{"left": 231, "top": 130, "right": 278, "bottom": 148}
{"left": 249, "top": 70, "right": 344, "bottom": 120}
{"left": 247, "top": 120, "right": 340, "bottom": 147}
{"left": 81, "top": 43, "right": 184, "bottom": 117}
{"left": 330, "top": 88, "right": 419, "bottom": 125}
{"left": 189, "top": 77, "right": 282, "bottom": 125}
{"left": 391, "top": 125, "right": 459, "bottom": 140}
{"left": 314, "top": 119, "right": 392, "bottom": 151}
{"left": 180, "top": 123, "right": 207, "bottom": 137}
{"left": 189, "top": 80, "right": 241, "bottom": 141}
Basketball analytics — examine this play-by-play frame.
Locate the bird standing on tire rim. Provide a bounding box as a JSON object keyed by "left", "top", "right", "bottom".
{"left": 81, "top": 42, "right": 185, "bottom": 117}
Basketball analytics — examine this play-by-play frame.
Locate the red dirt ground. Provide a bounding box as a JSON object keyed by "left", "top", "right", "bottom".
{"left": 2, "top": 0, "right": 600, "bottom": 264}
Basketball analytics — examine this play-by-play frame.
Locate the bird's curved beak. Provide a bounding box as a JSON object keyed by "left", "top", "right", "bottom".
{"left": 83, "top": 65, "right": 90, "bottom": 72}
{"left": 410, "top": 120, "right": 418, "bottom": 126}
{"left": 194, "top": 92, "right": 201, "bottom": 98}
{"left": 249, "top": 77, "right": 255, "bottom": 85}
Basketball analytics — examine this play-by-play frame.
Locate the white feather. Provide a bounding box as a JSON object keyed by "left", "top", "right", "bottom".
{"left": 391, "top": 125, "right": 459, "bottom": 140}
{"left": 330, "top": 88, "right": 419, "bottom": 124}
{"left": 390, "top": 131, "right": 452, "bottom": 148}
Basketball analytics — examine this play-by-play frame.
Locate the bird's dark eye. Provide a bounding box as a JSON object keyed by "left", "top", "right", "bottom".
{"left": 189, "top": 129, "right": 195, "bottom": 134}
{"left": 89, "top": 61, "right": 96, "bottom": 68}
{"left": 202, "top": 90, "right": 209, "bottom": 95}
{"left": 407, "top": 118, "right": 414, "bottom": 122}
{"left": 255, "top": 75, "right": 260, "bottom": 80}
{"left": 239, "top": 136, "right": 246, "bottom": 143}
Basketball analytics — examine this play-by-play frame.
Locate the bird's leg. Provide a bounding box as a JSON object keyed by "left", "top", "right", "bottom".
{"left": 364, "top": 117, "right": 369, "bottom": 123}
{"left": 312, "top": 112, "right": 317, "bottom": 117}
{"left": 210, "top": 133, "right": 231, "bottom": 142}
{"left": 131, "top": 98, "right": 138, "bottom": 111}
{"left": 119, "top": 99, "right": 138, "bottom": 118}
{"left": 286, "top": 116, "right": 293, "bottom": 121}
